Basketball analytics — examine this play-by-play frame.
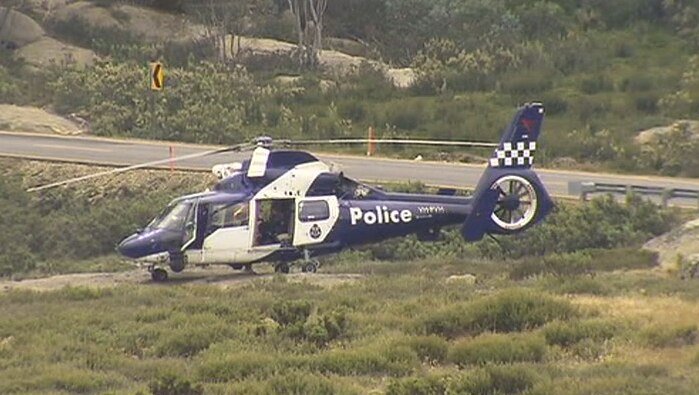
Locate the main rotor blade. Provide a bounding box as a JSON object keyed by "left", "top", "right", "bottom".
{"left": 283, "top": 138, "right": 499, "bottom": 148}
{"left": 27, "top": 144, "right": 249, "bottom": 192}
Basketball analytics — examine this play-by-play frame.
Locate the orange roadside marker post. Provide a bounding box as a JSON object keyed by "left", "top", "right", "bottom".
{"left": 367, "top": 126, "right": 376, "bottom": 156}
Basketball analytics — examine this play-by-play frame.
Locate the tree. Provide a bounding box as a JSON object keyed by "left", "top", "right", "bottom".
{"left": 287, "top": 0, "right": 328, "bottom": 68}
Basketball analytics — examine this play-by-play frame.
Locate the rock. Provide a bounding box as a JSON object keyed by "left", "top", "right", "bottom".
{"left": 0, "top": 7, "right": 45, "bottom": 48}
{"left": 644, "top": 217, "right": 699, "bottom": 270}
{"left": 15, "top": 36, "right": 97, "bottom": 68}
{"left": 446, "top": 274, "right": 477, "bottom": 285}
{"left": 386, "top": 67, "right": 417, "bottom": 89}
{"left": 51, "top": 2, "right": 206, "bottom": 43}
{"left": 635, "top": 120, "right": 699, "bottom": 145}
{"left": 0, "top": 104, "right": 84, "bottom": 135}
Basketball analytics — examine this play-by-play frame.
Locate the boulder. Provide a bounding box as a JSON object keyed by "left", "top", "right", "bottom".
{"left": 0, "top": 7, "right": 45, "bottom": 48}
{"left": 15, "top": 36, "right": 97, "bottom": 68}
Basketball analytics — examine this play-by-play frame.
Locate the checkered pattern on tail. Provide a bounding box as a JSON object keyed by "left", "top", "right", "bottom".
{"left": 489, "top": 141, "right": 536, "bottom": 167}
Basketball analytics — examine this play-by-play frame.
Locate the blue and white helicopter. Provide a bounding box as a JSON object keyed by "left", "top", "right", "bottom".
{"left": 32, "top": 102, "right": 553, "bottom": 281}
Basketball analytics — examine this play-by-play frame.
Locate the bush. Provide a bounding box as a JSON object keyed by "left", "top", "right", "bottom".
{"left": 448, "top": 333, "right": 547, "bottom": 366}
{"left": 543, "top": 320, "right": 617, "bottom": 347}
{"left": 580, "top": 74, "right": 614, "bottom": 94}
{"left": 313, "top": 345, "right": 419, "bottom": 376}
{"left": 542, "top": 276, "right": 612, "bottom": 296}
{"left": 264, "top": 371, "right": 356, "bottom": 395}
{"left": 149, "top": 374, "right": 203, "bottom": 395}
{"left": 420, "top": 289, "right": 577, "bottom": 338}
{"left": 448, "top": 364, "right": 538, "bottom": 395}
{"left": 509, "top": 252, "right": 593, "bottom": 280}
{"left": 640, "top": 324, "right": 697, "bottom": 348}
{"left": 196, "top": 351, "right": 300, "bottom": 382}
{"left": 271, "top": 300, "right": 312, "bottom": 327}
{"left": 509, "top": 249, "right": 658, "bottom": 280}
{"left": 387, "top": 374, "right": 447, "bottom": 395}
{"left": 394, "top": 335, "right": 449, "bottom": 364}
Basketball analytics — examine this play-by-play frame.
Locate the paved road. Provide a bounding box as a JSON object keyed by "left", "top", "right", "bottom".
{"left": 2, "top": 131, "right": 699, "bottom": 202}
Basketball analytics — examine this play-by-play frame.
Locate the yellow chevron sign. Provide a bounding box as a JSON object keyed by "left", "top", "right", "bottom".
{"left": 150, "top": 62, "right": 164, "bottom": 91}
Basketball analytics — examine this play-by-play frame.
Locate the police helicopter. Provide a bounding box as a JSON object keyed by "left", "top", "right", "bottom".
{"left": 29, "top": 102, "right": 553, "bottom": 281}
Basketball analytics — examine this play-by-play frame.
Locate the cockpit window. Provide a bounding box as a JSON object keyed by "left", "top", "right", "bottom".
{"left": 149, "top": 202, "right": 193, "bottom": 231}
{"left": 209, "top": 202, "right": 249, "bottom": 230}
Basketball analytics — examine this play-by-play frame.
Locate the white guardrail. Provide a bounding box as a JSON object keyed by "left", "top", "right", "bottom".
{"left": 568, "top": 181, "right": 699, "bottom": 208}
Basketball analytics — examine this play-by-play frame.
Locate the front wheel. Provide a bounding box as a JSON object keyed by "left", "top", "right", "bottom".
{"left": 151, "top": 268, "right": 168, "bottom": 282}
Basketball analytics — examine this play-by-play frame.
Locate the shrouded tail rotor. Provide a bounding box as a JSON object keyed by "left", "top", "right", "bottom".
{"left": 461, "top": 102, "right": 553, "bottom": 241}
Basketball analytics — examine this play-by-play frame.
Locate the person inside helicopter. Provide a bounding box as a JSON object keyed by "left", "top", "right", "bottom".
{"left": 255, "top": 199, "right": 294, "bottom": 246}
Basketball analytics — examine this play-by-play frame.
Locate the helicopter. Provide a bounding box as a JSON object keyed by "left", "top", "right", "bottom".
{"left": 29, "top": 102, "right": 553, "bottom": 281}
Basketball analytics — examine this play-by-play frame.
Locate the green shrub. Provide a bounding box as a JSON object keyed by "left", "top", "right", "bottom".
{"left": 509, "top": 252, "right": 593, "bottom": 280}
{"left": 449, "top": 333, "right": 547, "bottom": 366}
{"left": 543, "top": 276, "right": 612, "bottom": 296}
{"left": 271, "top": 300, "right": 312, "bottom": 327}
{"left": 543, "top": 320, "right": 617, "bottom": 347}
{"left": 154, "top": 326, "right": 226, "bottom": 357}
{"left": 196, "top": 352, "right": 282, "bottom": 381}
{"left": 394, "top": 335, "right": 449, "bottom": 363}
{"left": 387, "top": 374, "right": 447, "bottom": 395}
{"left": 588, "top": 248, "right": 658, "bottom": 271}
{"left": 448, "top": 364, "right": 538, "bottom": 395}
{"left": 420, "top": 289, "right": 577, "bottom": 338}
{"left": 313, "top": 345, "right": 419, "bottom": 376}
{"left": 149, "top": 374, "right": 203, "bottom": 395}
{"left": 640, "top": 324, "right": 697, "bottom": 348}
{"left": 580, "top": 74, "right": 614, "bottom": 94}
{"left": 302, "top": 309, "right": 350, "bottom": 346}
{"left": 510, "top": 249, "right": 657, "bottom": 280}
{"left": 264, "top": 371, "right": 356, "bottom": 395}
{"left": 499, "top": 69, "right": 553, "bottom": 95}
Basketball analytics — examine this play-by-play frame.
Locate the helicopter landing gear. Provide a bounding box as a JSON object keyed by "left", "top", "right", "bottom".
{"left": 150, "top": 267, "right": 168, "bottom": 282}
{"left": 274, "top": 262, "right": 290, "bottom": 274}
{"left": 301, "top": 260, "right": 319, "bottom": 273}
{"left": 300, "top": 250, "right": 319, "bottom": 273}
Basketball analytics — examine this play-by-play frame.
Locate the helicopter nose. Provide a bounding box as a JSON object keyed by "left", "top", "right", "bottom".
{"left": 117, "top": 233, "right": 152, "bottom": 259}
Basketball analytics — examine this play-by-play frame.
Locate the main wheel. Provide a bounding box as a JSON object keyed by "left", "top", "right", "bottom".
{"left": 490, "top": 175, "right": 538, "bottom": 231}
{"left": 301, "top": 260, "right": 318, "bottom": 273}
{"left": 274, "top": 263, "right": 290, "bottom": 274}
{"left": 151, "top": 268, "right": 168, "bottom": 282}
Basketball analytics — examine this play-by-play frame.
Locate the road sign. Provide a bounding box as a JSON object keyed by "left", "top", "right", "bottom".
{"left": 150, "top": 62, "right": 164, "bottom": 91}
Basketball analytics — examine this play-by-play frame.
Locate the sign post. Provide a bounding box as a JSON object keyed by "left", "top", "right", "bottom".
{"left": 148, "top": 62, "right": 164, "bottom": 137}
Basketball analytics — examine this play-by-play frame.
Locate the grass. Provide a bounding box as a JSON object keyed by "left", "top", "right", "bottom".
{"left": 2, "top": 257, "right": 699, "bottom": 394}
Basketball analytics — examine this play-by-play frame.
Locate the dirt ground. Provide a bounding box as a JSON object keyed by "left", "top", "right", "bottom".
{"left": 0, "top": 266, "right": 363, "bottom": 292}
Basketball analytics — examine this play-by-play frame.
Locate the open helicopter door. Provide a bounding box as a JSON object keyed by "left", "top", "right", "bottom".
{"left": 251, "top": 198, "right": 296, "bottom": 248}
{"left": 293, "top": 196, "right": 340, "bottom": 246}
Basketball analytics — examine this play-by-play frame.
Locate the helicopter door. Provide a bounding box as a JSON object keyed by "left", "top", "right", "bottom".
{"left": 181, "top": 200, "right": 199, "bottom": 251}
{"left": 293, "top": 196, "right": 339, "bottom": 246}
{"left": 201, "top": 202, "right": 251, "bottom": 263}
{"left": 252, "top": 198, "right": 295, "bottom": 248}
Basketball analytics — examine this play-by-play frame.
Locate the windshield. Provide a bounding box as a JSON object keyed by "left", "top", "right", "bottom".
{"left": 149, "top": 202, "right": 193, "bottom": 231}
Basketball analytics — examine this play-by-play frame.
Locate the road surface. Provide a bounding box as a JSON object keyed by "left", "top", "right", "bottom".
{"left": 2, "top": 131, "right": 699, "bottom": 202}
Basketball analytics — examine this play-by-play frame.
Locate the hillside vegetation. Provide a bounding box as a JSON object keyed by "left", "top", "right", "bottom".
{"left": 2, "top": 1, "right": 699, "bottom": 175}
{"left": 3, "top": 253, "right": 699, "bottom": 394}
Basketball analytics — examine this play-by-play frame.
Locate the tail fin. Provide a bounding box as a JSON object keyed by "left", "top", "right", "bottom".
{"left": 488, "top": 102, "right": 544, "bottom": 169}
{"left": 461, "top": 102, "right": 553, "bottom": 242}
